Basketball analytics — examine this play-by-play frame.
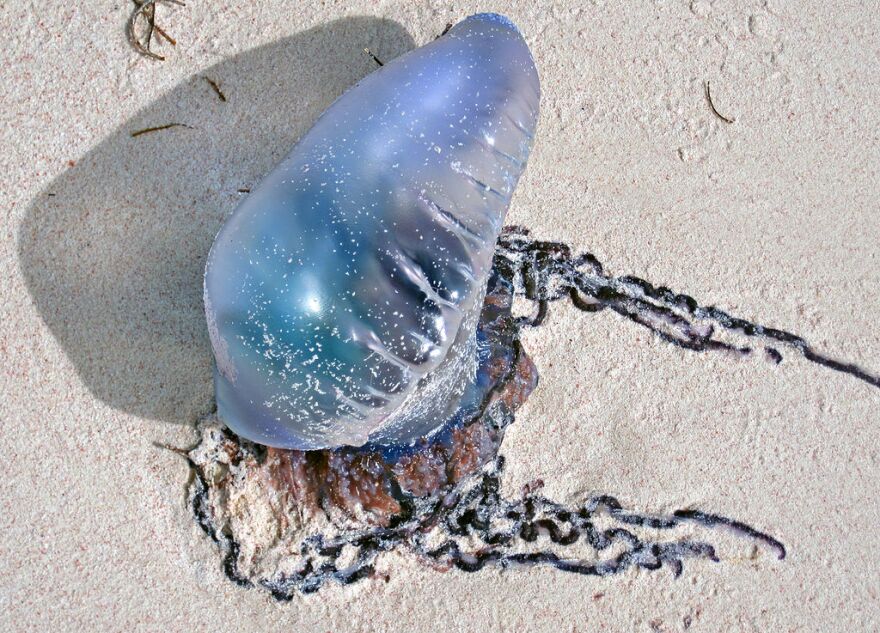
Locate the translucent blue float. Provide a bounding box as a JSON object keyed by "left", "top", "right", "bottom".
{"left": 204, "top": 13, "right": 540, "bottom": 449}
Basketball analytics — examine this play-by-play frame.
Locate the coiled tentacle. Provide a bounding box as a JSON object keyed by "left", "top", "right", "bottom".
{"left": 496, "top": 226, "right": 880, "bottom": 389}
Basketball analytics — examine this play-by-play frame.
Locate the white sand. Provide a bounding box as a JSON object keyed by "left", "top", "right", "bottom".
{"left": 2, "top": 1, "right": 878, "bottom": 630}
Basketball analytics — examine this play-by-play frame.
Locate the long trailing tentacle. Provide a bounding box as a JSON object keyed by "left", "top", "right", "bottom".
{"left": 495, "top": 227, "right": 880, "bottom": 389}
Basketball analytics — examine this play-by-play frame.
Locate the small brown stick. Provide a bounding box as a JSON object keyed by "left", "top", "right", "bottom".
{"left": 153, "top": 24, "right": 176, "bottom": 46}
{"left": 363, "top": 48, "right": 384, "bottom": 67}
{"left": 203, "top": 76, "right": 227, "bottom": 102}
{"left": 130, "top": 122, "right": 192, "bottom": 137}
{"left": 705, "top": 80, "right": 734, "bottom": 124}
{"left": 439, "top": 22, "right": 453, "bottom": 37}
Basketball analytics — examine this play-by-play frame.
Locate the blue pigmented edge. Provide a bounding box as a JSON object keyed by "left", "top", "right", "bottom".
{"left": 464, "top": 12, "right": 522, "bottom": 34}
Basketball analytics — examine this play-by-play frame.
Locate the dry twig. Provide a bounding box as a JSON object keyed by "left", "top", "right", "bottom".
{"left": 202, "top": 76, "right": 227, "bottom": 102}
{"left": 705, "top": 80, "right": 735, "bottom": 124}
{"left": 128, "top": 0, "right": 186, "bottom": 61}
{"left": 363, "top": 48, "right": 384, "bottom": 67}
{"left": 130, "top": 122, "right": 192, "bottom": 137}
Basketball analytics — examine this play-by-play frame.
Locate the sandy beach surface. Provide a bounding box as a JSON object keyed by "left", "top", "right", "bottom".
{"left": 2, "top": 1, "right": 878, "bottom": 631}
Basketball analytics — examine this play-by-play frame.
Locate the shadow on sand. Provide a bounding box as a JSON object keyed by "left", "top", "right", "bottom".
{"left": 17, "top": 17, "right": 415, "bottom": 425}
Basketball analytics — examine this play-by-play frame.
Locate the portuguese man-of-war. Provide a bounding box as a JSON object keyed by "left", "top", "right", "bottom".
{"left": 189, "top": 14, "right": 880, "bottom": 598}
{"left": 204, "top": 12, "right": 540, "bottom": 450}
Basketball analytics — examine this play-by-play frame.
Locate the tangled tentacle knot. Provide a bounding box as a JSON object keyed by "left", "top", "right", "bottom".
{"left": 408, "top": 456, "right": 784, "bottom": 578}
{"left": 190, "top": 446, "right": 784, "bottom": 600}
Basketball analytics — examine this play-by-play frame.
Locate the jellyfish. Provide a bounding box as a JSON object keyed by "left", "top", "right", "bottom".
{"left": 190, "top": 13, "right": 878, "bottom": 598}
{"left": 204, "top": 12, "right": 539, "bottom": 451}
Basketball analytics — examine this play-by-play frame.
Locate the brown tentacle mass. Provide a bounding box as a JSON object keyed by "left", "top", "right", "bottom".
{"left": 186, "top": 228, "right": 877, "bottom": 598}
